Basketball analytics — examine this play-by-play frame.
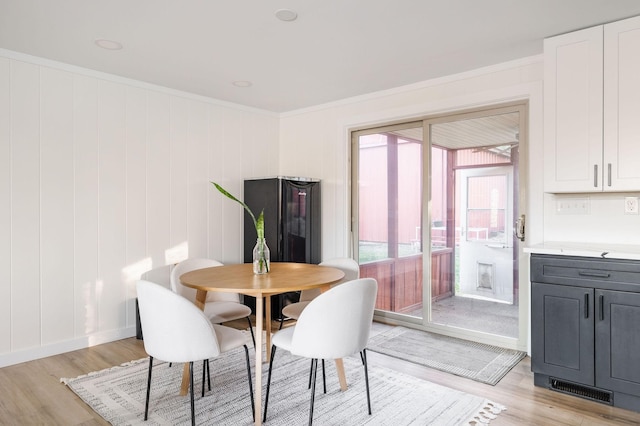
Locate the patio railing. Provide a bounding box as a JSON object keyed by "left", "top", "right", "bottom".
{"left": 360, "top": 248, "right": 453, "bottom": 314}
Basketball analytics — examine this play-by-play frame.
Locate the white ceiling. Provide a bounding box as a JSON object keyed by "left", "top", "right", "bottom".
{"left": 2, "top": 1, "right": 640, "bottom": 113}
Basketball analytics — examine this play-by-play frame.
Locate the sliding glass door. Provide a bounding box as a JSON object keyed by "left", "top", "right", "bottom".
{"left": 354, "top": 122, "right": 424, "bottom": 319}
{"left": 352, "top": 103, "right": 528, "bottom": 350}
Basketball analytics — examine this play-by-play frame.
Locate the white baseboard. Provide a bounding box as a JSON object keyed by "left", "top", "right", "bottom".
{"left": 0, "top": 327, "right": 137, "bottom": 368}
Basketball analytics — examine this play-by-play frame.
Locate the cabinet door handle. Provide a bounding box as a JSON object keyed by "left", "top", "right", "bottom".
{"left": 594, "top": 164, "right": 598, "bottom": 187}
{"left": 599, "top": 294, "right": 604, "bottom": 321}
{"left": 584, "top": 294, "right": 589, "bottom": 319}
{"left": 578, "top": 270, "right": 610, "bottom": 279}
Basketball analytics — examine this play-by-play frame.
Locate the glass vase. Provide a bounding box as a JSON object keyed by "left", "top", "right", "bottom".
{"left": 252, "top": 237, "right": 270, "bottom": 274}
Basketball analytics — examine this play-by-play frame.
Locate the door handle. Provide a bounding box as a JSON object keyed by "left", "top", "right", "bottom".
{"left": 599, "top": 294, "right": 604, "bottom": 321}
{"left": 514, "top": 214, "right": 525, "bottom": 242}
{"left": 578, "top": 271, "right": 610, "bottom": 279}
{"left": 584, "top": 294, "right": 589, "bottom": 319}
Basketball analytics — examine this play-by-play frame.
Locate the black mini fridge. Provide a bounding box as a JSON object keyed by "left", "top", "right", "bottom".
{"left": 242, "top": 177, "right": 321, "bottom": 319}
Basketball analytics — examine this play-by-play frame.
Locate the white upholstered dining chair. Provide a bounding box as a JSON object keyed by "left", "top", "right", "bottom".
{"left": 136, "top": 280, "right": 254, "bottom": 426}
{"left": 170, "top": 258, "right": 255, "bottom": 347}
{"left": 279, "top": 257, "right": 360, "bottom": 330}
{"left": 263, "top": 277, "right": 378, "bottom": 425}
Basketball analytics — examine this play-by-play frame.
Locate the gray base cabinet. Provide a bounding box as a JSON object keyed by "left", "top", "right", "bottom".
{"left": 532, "top": 282, "right": 595, "bottom": 384}
{"left": 596, "top": 290, "right": 640, "bottom": 398}
{"left": 531, "top": 254, "right": 640, "bottom": 412}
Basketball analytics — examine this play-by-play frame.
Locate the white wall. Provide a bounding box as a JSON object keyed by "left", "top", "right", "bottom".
{"left": 280, "top": 57, "right": 546, "bottom": 261}
{"left": 279, "top": 58, "right": 545, "bottom": 352}
{"left": 3, "top": 45, "right": 637, "bottom": 366}
{"left": 543, "top": 192, "right": 640, "bottom": 244}
{"left": 278, "top": 55, "right": 640, "bottom": 353}
{"left": 0, "top": 51, "right": 279, "bottom": 367}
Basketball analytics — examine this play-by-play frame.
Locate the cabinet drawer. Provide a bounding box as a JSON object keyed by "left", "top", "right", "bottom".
{"left": 531, "top": 254, "right": 640, "bottom": 292}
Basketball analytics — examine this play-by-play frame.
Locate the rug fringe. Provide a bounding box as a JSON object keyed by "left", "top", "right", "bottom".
{"left": 465, "top": 400, "right": 507, "bottom": 425}
{"left": 60, "top": 357, "right": 150, "bottom": 385}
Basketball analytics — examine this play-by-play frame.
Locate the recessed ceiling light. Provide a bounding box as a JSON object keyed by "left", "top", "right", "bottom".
{"left": 232, "top": 81, "right": 253, "bottom": 88}
{"left": 94, "top": 39, "right": 123, "bottom": 50}
{"left": 275, "top": 9, "right": 297, "bottom": 22}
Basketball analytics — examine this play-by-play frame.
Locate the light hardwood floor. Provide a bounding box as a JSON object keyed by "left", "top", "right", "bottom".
{"left": 1, "top": 320, "right": 639, "bottom": 425}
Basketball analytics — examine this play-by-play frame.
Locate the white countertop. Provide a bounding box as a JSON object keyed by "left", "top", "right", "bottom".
{"left": 524, "top": 241, "right": 640, "bottom": 261}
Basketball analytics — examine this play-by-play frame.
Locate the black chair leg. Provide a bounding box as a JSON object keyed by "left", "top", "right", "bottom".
{"left": 246, "top": 316, "right": 256, "bottom": 348}
{"left": 189, "top": 362, "right": 195, "bottom": 426}
{"left": 309, "top": 358, "right": 318, "bottom": 426}
{"left": 307, "top": 359, "right": 326, "bottom": 393}
{"left": 207, "top": 359, "right": 211, "bottom": 391}
{"left": 362, "top": 350, "right": 372, "bottom": 415}
{"left": 321, "top": 359, "right": 326, "bottom": 394}
{"left": 201, "top": 359, "right": 209, "bottom": 397}
{"left": 243, "top": 345, "right": 255, "bottom": 421}
{"left": 278, "top": 317, "right": 285, "bottom": 330}
{"left": 144, "top": 356, "right": 153, "bottom": 421}
{"left": 262, "top": 345, "right": 278, "bottom": 423}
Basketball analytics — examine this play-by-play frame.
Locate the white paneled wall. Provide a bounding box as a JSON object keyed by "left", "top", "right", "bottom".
{"left": 0, "top": 53, "right": 279, "bottom": 366}
{"left": 0, "top": 57, "right": 12, "bottom": 355}
{"left": 41, "top": 67, "right": 75, "bottom": 346}
{"left": 11, "top": 60, "right": 41, "bottom": 352}
{"left": 74, "top": 75, "right": 99, "bottom": 338}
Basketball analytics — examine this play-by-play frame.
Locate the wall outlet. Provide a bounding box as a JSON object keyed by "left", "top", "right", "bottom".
{"left": 625, "top": 197, "right": 639, "bottom": 215}
{"left": 556, "top": 197, "right": 590, "bottom": 215}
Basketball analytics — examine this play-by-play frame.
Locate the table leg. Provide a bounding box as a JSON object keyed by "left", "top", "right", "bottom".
{"left": 194, "top": 289, "right": 207, "bottom": 311}
{"left": 265, "top": 295, "right": 272, "bottom": 362}
{"left": 180, "top": 290, "right": 208, "bottom": 396}
{"left": 254, "top": 295, "right": 263, "bottom": 426}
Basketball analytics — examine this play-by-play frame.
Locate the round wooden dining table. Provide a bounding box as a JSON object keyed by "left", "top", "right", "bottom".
{"left": 180, "top": 262, "right": 345, "bottom": 426}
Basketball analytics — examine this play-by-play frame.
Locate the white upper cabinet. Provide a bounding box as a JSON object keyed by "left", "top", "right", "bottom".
{"left": 544, "top": 26, "right": 603, "bottom": 192}
{"left": 604, "top": 17, "right": 640, "bottom": 191}
{"left": 544, "top": 16, "right": 640, "bottom": 193}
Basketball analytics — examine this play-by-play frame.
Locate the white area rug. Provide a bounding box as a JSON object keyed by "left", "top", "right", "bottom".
{"left": 62, "top": 345, "right": 506, "bottom": 425}
{"left": 368, "top": 323, "right": 526, "bottom": 386}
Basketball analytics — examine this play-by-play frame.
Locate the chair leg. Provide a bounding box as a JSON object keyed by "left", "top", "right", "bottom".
{"left": 362, "top": 349, "right": 372, "bottom": 415}
{"left": 243, "top": 345, "right": 255, "bottom": 421}
{"left": 189, "top": 361, "right": 195, "bottom": 426}
{"left": 246, "top": 316, "right": 256, "bottom": 348}
{"left": 309, "top": 358, "right": 318, "bottom": 426}
{"left": 307, "top": 359, "right": 326, "bottom": 393}
{"left": 278, "top": 317, "right": 284, "bottom": 330}
{"left": 207, "top": 359, "right": 211, "bottom": 391}
{"left": 144, "top": 356, "right": 153, "bottom": 421}
{"left": 201, "top": 359, "right": 209, "bottom": 397}
{"left": 322, "top": 359, "right": 326, "bottom": 394}
{"left": 262, "top": 345, "right": 277, "bottom": 423}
